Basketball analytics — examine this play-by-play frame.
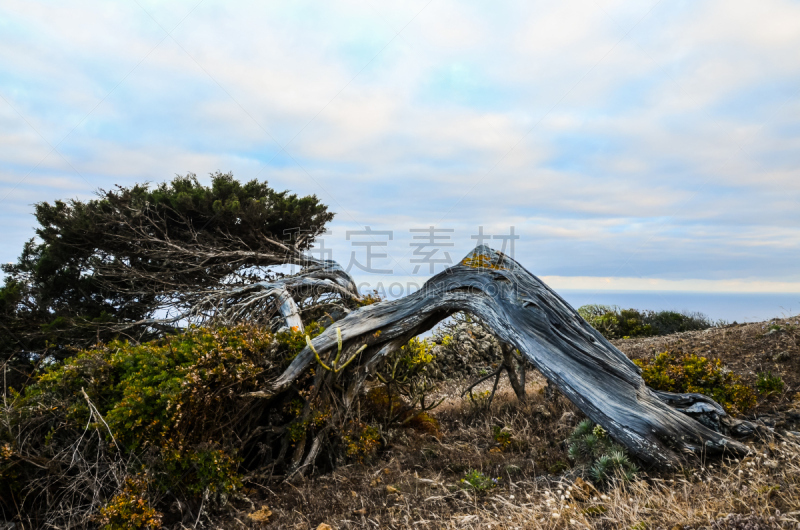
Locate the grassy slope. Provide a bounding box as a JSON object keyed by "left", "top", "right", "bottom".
{"left": 612, "top": 317, "right": 799, "bottom": 416}
{"left": 233, "top": 318, "right": 800, "bottom": 529}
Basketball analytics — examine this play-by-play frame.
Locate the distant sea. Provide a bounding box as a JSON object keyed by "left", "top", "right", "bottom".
{"left": 557, "top": 290, "right": 800, "bottom": 324}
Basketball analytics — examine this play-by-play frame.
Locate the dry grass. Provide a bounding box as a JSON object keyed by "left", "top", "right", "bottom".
{"left": 221, "top": 370, "right": 800, "bottom": 530}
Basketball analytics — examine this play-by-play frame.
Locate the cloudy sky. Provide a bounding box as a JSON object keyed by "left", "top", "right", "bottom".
{"left": 2, "top": 0, "right": 799, "bottom": 295}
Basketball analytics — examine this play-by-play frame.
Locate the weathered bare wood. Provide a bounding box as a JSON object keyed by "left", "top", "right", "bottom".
{"left": 272, "top": 245, "right": 750, "bottom": 468}
{"left": 502, "top": 344, "right": 526, "bottom": 401}
{"left": 275, "top": 288, "right": 304, "bottom": 331}
{"left": 114, "top": 257, "right": 359, "bottom": 331}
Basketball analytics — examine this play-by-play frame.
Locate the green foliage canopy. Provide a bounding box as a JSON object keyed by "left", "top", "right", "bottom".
{"left": 0, "top": 173, "right": 333, "bottom": 372}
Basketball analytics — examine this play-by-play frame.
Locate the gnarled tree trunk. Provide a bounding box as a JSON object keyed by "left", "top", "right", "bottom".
{"left": 270, "top": 245, "right": 751, "bottom": 469}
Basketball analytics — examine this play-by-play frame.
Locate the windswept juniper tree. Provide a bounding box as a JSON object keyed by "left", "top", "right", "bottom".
{"left": 0, "top": 173, "right": 356, "bottom": 372}
{"left": 1, "top": 173, "right": 760, "bottom": 481}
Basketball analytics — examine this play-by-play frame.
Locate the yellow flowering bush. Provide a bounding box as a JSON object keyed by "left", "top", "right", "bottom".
{"left": 11, "top": 324, "right": 280, "bottom": 524}
{"left": 634, "top": 352, "right": 756, "bottom": 414}
{"left": 371, "top": 337, "right": 442, "bottom": 428}
{"left": 95, "top": 476, "right": 162, "bottom": 530}
{"left": 341, "top": 420, "right": 381, "bottom": 462}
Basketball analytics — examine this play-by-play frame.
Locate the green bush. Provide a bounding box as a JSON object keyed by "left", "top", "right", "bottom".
{"left": 756, "top": 371, "right": 784, "bottom": 396}
{"left": 578, "top": 305, "right": 713, "bottom": 340}
{"left": 567, "top": 420, "right": 638, "bottom": 485}
{"left": 275, "top": 320, "right": 326, "bottom": 366}
{"left": 371, "top": 336, "right": 443, "bottom": 427}
{"left": 633, "top": 352, "right": 756, "bottom": 414}
{"left": 460, "top": 469, "right": 499, "bottom": 492}
{"left": 646, "top": 309, "right": 714, "bottom": 335}
{"left": 94, "top": 476, "right": 162, "bottom": 530}
{"left": 578, "top": 305, "right": 656, "bottom": 339}
{"left": 492, "top": 425, "right": 513, "bottom": 451}
{"left": 22, "top": 325, "right": 275, "bottom": 454}
{"left": 2, "top": 324, "right": 301, "bottom": 526}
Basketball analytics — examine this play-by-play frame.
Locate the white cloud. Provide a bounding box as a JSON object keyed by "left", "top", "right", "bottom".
{"left": 1, "top": 0, "right": 799, "bottom": 293}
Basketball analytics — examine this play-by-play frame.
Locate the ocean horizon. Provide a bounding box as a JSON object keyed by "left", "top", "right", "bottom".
{"left": 556, "top": 290, "right": 800, "bottom": 324}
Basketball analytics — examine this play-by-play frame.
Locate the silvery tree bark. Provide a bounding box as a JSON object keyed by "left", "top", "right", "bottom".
{"left": 269, "top": 245, "right": 750, "bottom": 468}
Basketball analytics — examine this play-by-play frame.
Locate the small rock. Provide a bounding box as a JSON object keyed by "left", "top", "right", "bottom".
{"left": 316, "top": 524, "right": 332, "bottom": 530}
{"left": 386, "top": 485, "right": 400, "bottom": 494}
{"left": 352, "top": 508, "right": 367, "bottom": 515}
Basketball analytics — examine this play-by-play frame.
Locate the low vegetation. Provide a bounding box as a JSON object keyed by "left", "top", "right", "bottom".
{"left": 758, "top": 371, "right": 786, "bottom": 397}
{"left": 2, "top": 313, "right": 799, "bottom": 528}
{"left": 567, "top": 420, "right": 639, "bottom": 485}
{"left": 2, "top": 325, "right": 281, "bottom": 527}
{"left": 0, "top": 319, "right": 448, "bottom": 527}
{"left": 577, "top": 304, "right": 715, "bottom": 340}
{"left": 633, "top": 351, "right": 757, "bottom": 414}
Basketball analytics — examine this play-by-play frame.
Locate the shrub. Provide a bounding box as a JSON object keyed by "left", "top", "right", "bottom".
{"left": 756, "top": 371, "right": 784, "bottom": 396}
{"left": 340, "top": 420, "right": 381, "bottom": 463}
{"left": 275, "top": 321, "right": 325, "bottom": 366}
{"left": 24, "top": 325, "right": 274, "bottom": 454}
{"left": 2, "top": 324, "right": 293, "bottom": 525}
{"left": 578, "top": 305, "right": 656, "bottom": 339}
{"left": 2, "top": 324, "right": 449, "bottom": 524}
{"left": 578, "top": 305, "right": 713, "bottom": 340}
{"left": 492, "top": 425, "right": 513, "bottom": 451}
{"left": 405, "top": 412, "right": 442, "bottom": 437}
{"left": 648, "top": 310, "right": 714, "bottom": 334}
{"left": 633, "top": 352, "right": 756, "bottom": 414}
{"left": 372, "top": 336, "right": 443, "bottom": 427}
{"left": 460, "top": 469, "right": 499, "bottom": 492}
{"left": 357, "top": 290, "right": 383, "bottom": 307}
{"left": 158, "top": 446, "right": 242, "bottom": 496}
{"left": 567, "top": 420, "right": 638, "bottom": 485}
{"left": 95, "top": 476, "right": 162, "bottom": 530}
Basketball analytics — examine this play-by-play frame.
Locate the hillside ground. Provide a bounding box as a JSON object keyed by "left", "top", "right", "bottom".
{"left": 229, "top": 317, "right": 800, "bottom": 530}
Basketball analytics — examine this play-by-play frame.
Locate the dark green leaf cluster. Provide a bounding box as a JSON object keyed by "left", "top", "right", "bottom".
{"left": 460, "top": 469, "right": 499, "bottom": 492}
{"left": 756, "top": 371, "right": 784, "bottom": 396}
{"left": 577, "top": 305, "right": 713, "bottom": 340}
{"left": 567, "top": 420, "right": 638, "bottom": 485}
